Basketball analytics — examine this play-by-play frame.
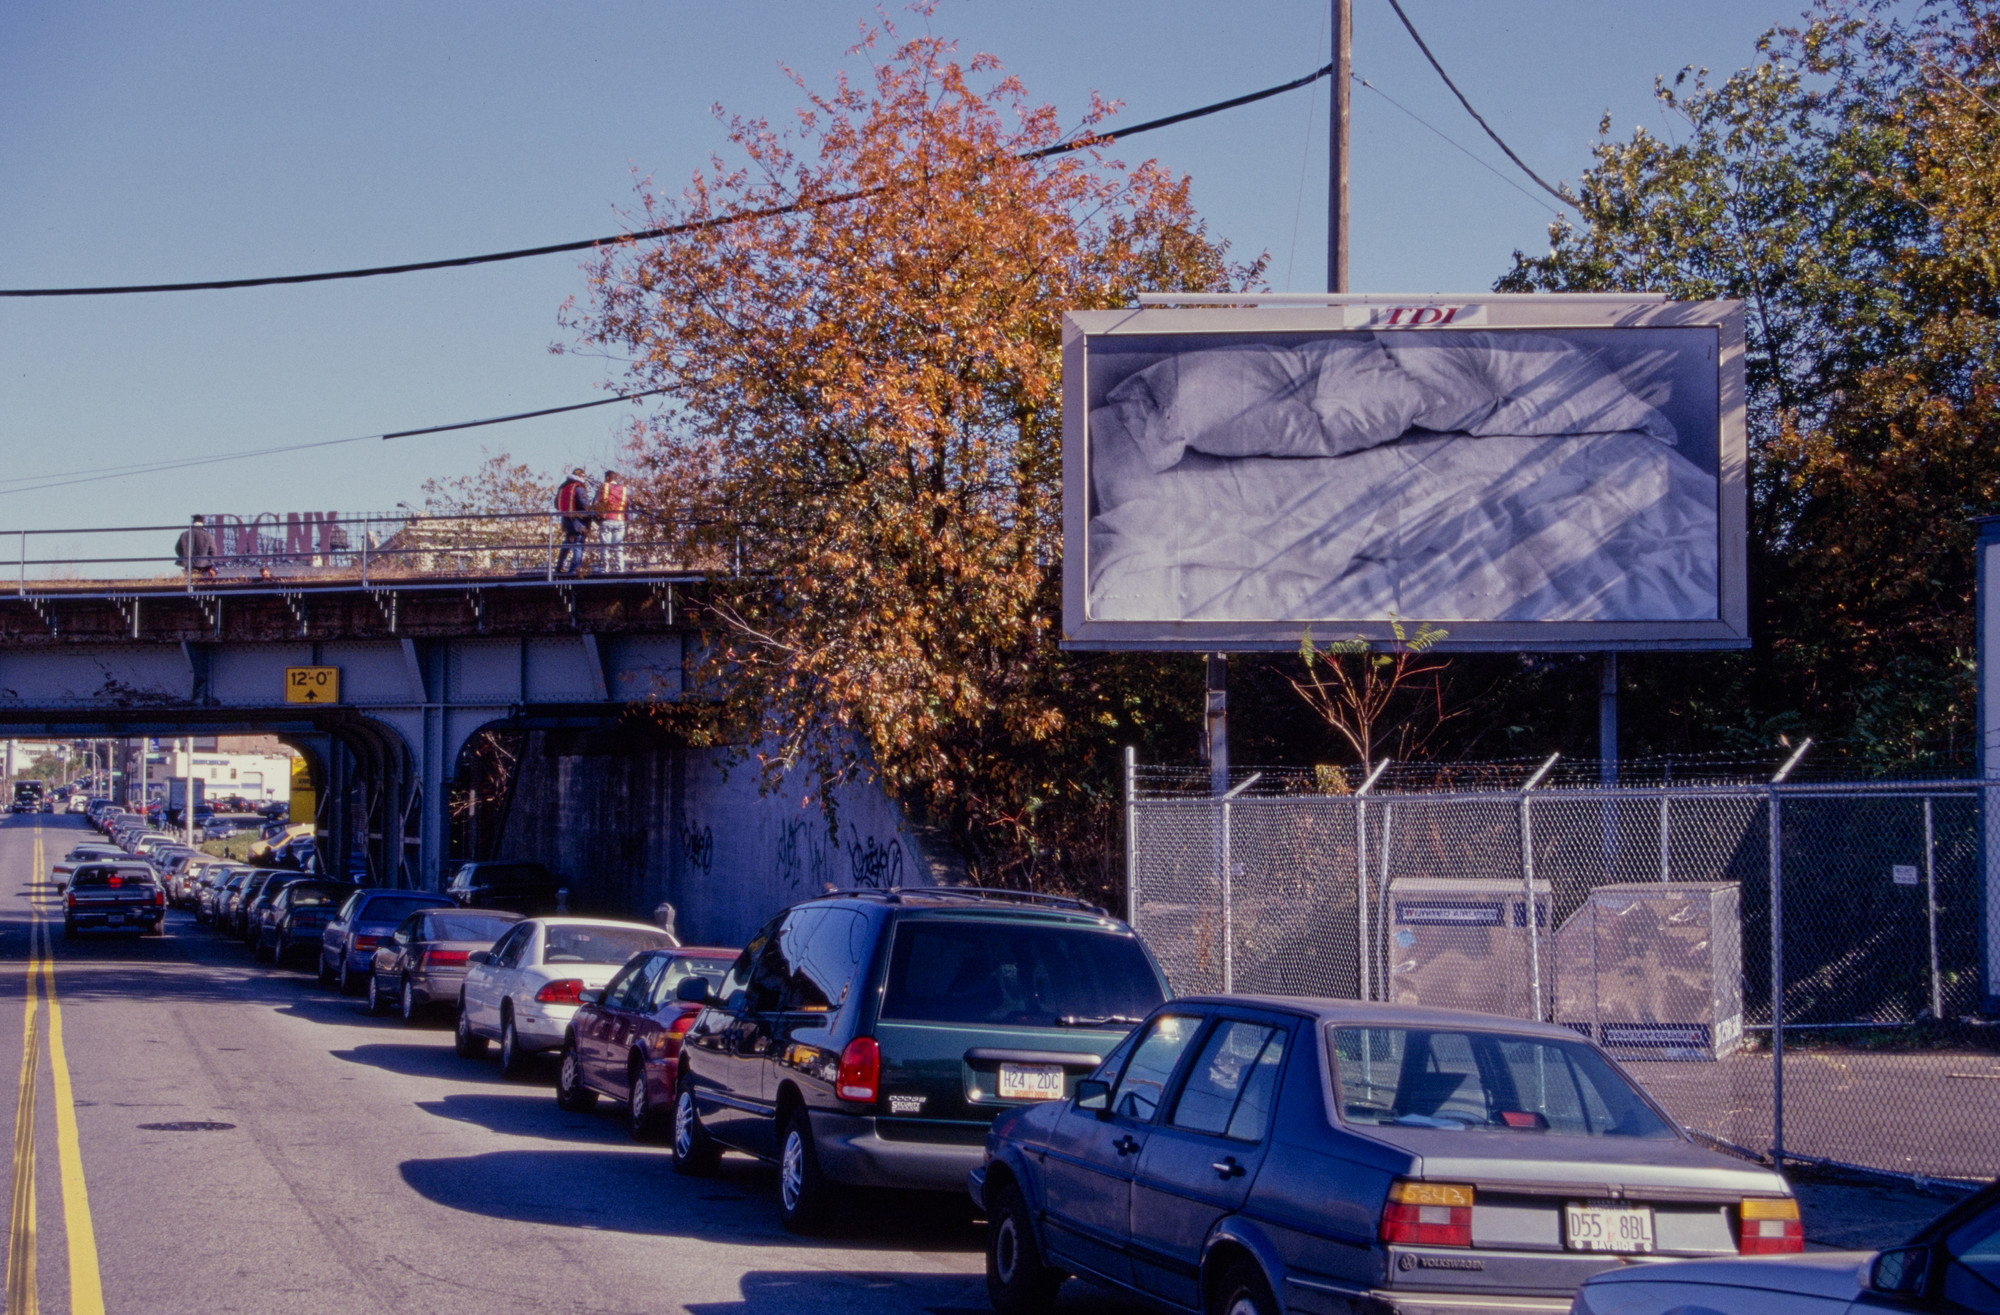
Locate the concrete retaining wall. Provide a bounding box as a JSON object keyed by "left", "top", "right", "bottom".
{"left": 494, "top": 728, "right": 958, "bottom": 947}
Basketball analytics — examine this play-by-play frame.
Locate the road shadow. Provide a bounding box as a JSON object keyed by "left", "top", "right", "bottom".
{"left": 399, "top": 1149, "right": 984, "bottom": 1250}
{"left": 413, "top": 1090, "right": 631, "bottom": 1143}
{"left": 330, "top": 1040, "right": 513, "bottom": 1085}
{"left": 687, "top": 1271, "right": 989, "bottom": 1315}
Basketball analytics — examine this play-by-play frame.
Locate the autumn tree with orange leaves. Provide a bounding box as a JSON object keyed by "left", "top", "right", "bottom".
{"left": 566, "top": 13, "right": 1254, "bottom": 894}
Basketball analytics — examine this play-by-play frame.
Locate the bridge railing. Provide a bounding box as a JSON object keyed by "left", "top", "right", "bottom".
{"left": 7, "top": 509, "right": 739, "bottom": 593}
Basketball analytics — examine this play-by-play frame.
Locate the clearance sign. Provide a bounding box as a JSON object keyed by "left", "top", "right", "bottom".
{"left": 284, "top": 666, "right": 340, "bottom": 704}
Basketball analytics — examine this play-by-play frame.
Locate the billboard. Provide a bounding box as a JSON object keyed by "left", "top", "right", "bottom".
{"left": 1061, "top": 295, "right": 1747, "bottom": 651}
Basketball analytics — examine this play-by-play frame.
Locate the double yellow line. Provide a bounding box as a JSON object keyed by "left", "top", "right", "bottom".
{"left": 5, "top": 825, "right": 104, "bottom": 1315}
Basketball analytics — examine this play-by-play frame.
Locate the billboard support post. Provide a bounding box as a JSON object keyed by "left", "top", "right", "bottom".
{"left": 1205, "top": 654, "right": 1228, "bottom": 796}
{"left": 1978, "top": 516, "right": 2000, "bottom": 1013}
{"left": 1327, "top": 0, "right": 1351, "bottom": 294}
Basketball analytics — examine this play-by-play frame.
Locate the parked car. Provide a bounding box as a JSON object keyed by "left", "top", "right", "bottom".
{"left": 318, "top": 889, "right": 455, "bottom": 994}
{"left": 366, "top": 907, "right": 524, "bottom": 1022}
{"left": 970, "top": 997, "right": 1800, "bottom": 1315}
{"left": 193, "top": 866, "right": 243, "bottom": 925}
{"left": 256, "top": 880, "right": 359, "bottom": 966}
{"left": 1572, "top": 1176, "right": 2000, "bottom": 1314}
{"left": 51, "top": 842, "right": 125, "bottom": 892}
{"left": 212, "top": 870, "right": 255, "bottom": 931}
{"left": 444, "top": 861, "right": 564, "bottom": 915}
{"left": 230, "top": 870, "right": 296, "bottom": 941}
{"left": 671, "top": 887, "right": 1169, "bottom": 1231}
{"left": 66, "top": 794, "right": 90, "bottom": 814}
{"left": 555, "top": 946, "right": 737, "bottom": 1139}
{"left": 62, "top": 863, "right": 167, "bottom": 937}
{"left": 455, "top": 918, "right": 680, "bottom": 1078}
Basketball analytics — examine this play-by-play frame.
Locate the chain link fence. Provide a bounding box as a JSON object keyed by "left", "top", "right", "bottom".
{"left": 1127, "top": 761, "right": 1999, "bottom": 1186}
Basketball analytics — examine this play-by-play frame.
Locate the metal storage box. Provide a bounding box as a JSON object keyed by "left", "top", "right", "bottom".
{"left": 1385, "top": 877, "right": 1551, "bottom": 1020}
{"left": 1554, "top": 881, "right": 1743, "bottom": 1061}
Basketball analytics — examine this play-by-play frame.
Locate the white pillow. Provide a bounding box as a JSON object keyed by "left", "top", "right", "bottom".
{"left": 1379, "top": 331, "right": 1677, "bottom": 444}
{"left": 1104, "top": 339, "right": 1428, "bottom": 470}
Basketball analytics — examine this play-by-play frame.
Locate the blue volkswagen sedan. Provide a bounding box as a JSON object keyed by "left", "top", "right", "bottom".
{"left": 317, "top": 889, "right": 454, "bottom": 994}
{"left": 969, "top": 997, "right": 1798, "bottom": 1315}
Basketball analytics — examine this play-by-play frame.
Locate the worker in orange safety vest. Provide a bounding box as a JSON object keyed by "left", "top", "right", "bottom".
{"left": 598, "top": 469, "right": 630, "bottom": 573}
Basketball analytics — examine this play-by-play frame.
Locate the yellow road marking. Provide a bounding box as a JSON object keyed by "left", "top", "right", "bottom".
{"left": 7, "top": 841, "right": 42, "bottom": 1315}
{"left": 37, "top": 912, "right": 102, "bottom": 1315}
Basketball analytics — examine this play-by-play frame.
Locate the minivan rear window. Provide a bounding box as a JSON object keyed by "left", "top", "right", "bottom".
{"left": 71, "top": 868, "right": 153, "bottom": 889}
{"left": 879, "top": 920, "right": 1164, "bottom": 1027}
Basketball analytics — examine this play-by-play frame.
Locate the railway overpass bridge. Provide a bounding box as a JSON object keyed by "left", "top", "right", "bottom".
{"left": 0, "top": 569, "right": 703, "bottom": 889}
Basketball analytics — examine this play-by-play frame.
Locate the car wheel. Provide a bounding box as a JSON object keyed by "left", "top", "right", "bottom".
{"left": 365, "top": 973, "right": 389, "bottom": 1016}
{"left": 61, "top": 919, "right": 75, "bottom": 938}
{"left": 336, "top": 954, "right": 357, "bottom": 996}
{"left": 626, "top": 1062, "right": 664, "bottom": 1141}
{"left": 672, "top": 1086, "right": 721, "bottom": 1177}
{"left": 316, "top": 953, "right": 335, "bottom": 988}
{"left": 778, "top": 1109, "right": 831, "bottom": 1233}
{"left": 1212, "top": 1261, "right": 1277, "bottom": 1315}
{"left": 399, "top": 976, "right": 419, "bottom": 1026}
{"left": 498, "top": 1010, "right": 531, "bottom": 1079}
{"left": 986, "top": 1180, "right": 1064, "bottom": 1315}
{"left": 454, "top": 999, "right": 488, "bottom": 1059}
{"left": 555, "top": 1040, "right": 598, "bottom": 1112}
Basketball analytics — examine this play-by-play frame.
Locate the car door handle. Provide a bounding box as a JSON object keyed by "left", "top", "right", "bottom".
{"left": 1112, "top": 1135, "right": 1142, "bottom": 1157}
{"left": 1211, "top": 1156, "right": 1245, "bottom": 1179}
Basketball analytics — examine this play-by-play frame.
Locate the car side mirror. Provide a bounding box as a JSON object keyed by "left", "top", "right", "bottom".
{"left": 675, "top": 976, "right": 715, "bottom": 1005}
{"left": 577, "top": 989, "right": 603, "bottom": 1006}
{"left": 467, "top": 951, "right": 490, "bottom": 966}
{"left": 1075, "top": 1079, "right": 1112, "bottom": 1114}
{"left": 1866, "top": 1246, "right": 1931, "bottom": 1298}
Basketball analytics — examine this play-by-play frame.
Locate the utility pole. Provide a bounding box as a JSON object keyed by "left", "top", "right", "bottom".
{"left": 1328, "top": 0, "right": 1352, "bottom": 293}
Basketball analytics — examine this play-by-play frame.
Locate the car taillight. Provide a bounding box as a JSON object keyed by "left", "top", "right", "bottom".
{"left": 108, "top": 875, "right": 122, "bottom": 887}
{"left": 353, "top": 936, "right": 378, "bottom": 951}
{"left": 535, "top": 979, "right": 585, "bottom": 1005}
{"left": 836, "top": 1037, "right": 880, "bottom": 1102}
{"left": 422, "top": 950, "right": 469, "bottom": 969}
{"left": 1738, "top": 1198, "right": 1803, "bottom": 1254}
{"left": 65, "top": 892, "right": 75, "bottom": 910}
{"left": 1380, "top": 1181, "right": 1474, "bottom": 1247}
{"left": 668, "top": 1010, "right": 698, "bottom": 1036}
{"left": 154, "top": 890, "right": 166, "bottom": 907}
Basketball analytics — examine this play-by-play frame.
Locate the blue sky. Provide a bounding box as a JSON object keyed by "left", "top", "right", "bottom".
{"left": 0, "top": 1, "right": 1808, "bottom": 533}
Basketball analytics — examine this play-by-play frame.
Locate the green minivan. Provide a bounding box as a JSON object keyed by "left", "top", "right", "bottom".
{"left": 671, "top": 887, "right": 1170, "bottom": 1231}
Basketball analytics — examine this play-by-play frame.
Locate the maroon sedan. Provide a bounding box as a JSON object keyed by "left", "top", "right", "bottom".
{"left": 554, "top": 946, "right": 736, "bottom": 1139}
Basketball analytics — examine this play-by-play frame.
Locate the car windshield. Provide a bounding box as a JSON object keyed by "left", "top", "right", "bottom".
{"left": 358, "top": 896, "right": 444, "bottom": 926}
{"left": 287, "top": 885, "right": 347, "bottom": 908}
{"left": 1946, "top": 1200, "right": 2000, "bottom": 1303}
{"left": 542, "top": 924, "right": 676, "bottom": 964}
{"left": 1330, "top": 1026, "right": 1678, "bottom": 1139}
{"left": 424, "top": 913, "right": 518, "bottom": 942}
{"left": 879, "top": 919, "right": 1165, "bottom": 1028}
{"left": 72, "top": 869, "right": 151, "bottom": 889}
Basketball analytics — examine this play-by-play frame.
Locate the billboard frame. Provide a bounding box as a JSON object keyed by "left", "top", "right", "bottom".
{"left": 1060, "top": 293, "right": 1748, "bottom": 653}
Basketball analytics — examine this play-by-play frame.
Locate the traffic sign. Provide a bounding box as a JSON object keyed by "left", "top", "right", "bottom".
{"left": 284, "top": 666, "right": 340, "bottom": 705}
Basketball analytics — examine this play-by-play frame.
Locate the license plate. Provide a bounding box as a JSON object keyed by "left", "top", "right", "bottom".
{"left": 997, "top": 1063, "right": 1065, "bottom": 1101}
{"left": 1565, "top": 1200, "right": 1655, "bottom": 1253}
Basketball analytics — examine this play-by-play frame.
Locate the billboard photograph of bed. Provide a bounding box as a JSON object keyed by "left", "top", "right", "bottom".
{"left": 1061, "top": 297, "right": 1747, "bottom": 652}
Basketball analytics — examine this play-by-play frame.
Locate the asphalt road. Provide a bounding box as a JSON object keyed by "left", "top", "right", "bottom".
{"left": 0, "top": 813, "right": 1076, "bottom": 1315}
{"left": 0, "top": 813, "right": 1964, "bottom": 1314}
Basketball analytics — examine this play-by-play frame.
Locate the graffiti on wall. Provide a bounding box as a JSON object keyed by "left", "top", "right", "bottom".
{"left": 679, "top": 822, "right": 714, "bottom": 877}
{"left": 846, "top": 825, "right": 905, "bottom": 889}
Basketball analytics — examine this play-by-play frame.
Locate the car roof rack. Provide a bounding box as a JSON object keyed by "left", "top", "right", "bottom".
{"left": 818, "top": 884, "right": 1107, "bottom": 916}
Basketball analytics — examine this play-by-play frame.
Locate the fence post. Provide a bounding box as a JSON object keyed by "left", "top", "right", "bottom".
{"left": 1659, "top": 794, "right": 1671, "bottom": 882}
{"left": 1124, "top": 746, "right": 1137, "bottom": 927}
{"left": 1926, "top": 796, "right": 1942, "bottom": 1020}
{"left": 1769, "top": 787, "right": 1785, "bottom": 1165}
{"left": 1520, "top": 754, "right": 1560, "bottom": 1021}
{"left": 1354, "top": 759, "right": 1390, "bottom": 1002}
{"left": 1221, "top": 797, "right": 1234, "bottom": 993}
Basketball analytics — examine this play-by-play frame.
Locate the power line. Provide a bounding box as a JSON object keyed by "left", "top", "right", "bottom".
{"left": 0, "top": 62, "right": 1335, "bottom": 299}
{"left": 0, "top": 388, "right": 667, "bottom": 498}
{"left": 1382, "top": 0, "right": 1571, "bottom": 208}
{"left": 1353, "top": 75, "right": 1561, "bottom": 216}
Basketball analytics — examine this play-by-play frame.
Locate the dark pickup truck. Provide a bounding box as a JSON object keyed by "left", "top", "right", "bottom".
{"left": 64, "top": 863, "right": 167, "bottom": 936}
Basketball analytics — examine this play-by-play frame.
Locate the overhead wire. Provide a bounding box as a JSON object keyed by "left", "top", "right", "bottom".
{"left": 1381, "top": 0, "right": 1572, "bottom": 207}
{"left": 1352, "top": 74, "right": 1561, "bottom": 216}
{"left": 0, "top": 389, "right": 667, "bottom": 498}
{"left": 0, "top": 62, "right": 1335, "bottom": 299}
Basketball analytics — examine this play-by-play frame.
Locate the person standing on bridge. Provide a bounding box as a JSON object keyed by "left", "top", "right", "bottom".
{"left": 553, "top": 467, "right": 595, "bottom": 577}
{"left": 597, "top": 468, "right": 630, "bottom": 573}
{"left": 175, "top": 515, "right": 219, "bottom": 579}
